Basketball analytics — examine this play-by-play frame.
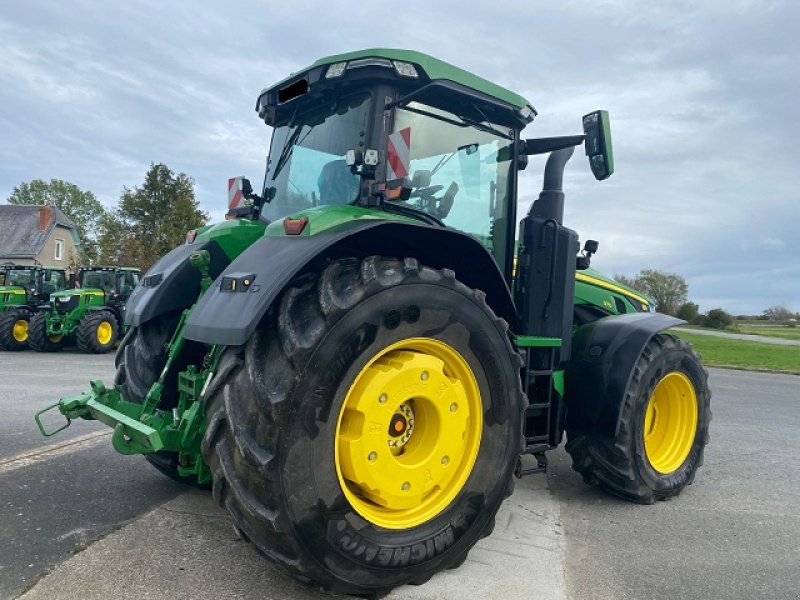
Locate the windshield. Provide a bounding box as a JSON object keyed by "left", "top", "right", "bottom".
{"left": 390, "top": 102, "right": 515, "bottom": 267}
{"left": 42, "top": 270, "right": 65, "bottom": 294}
{"left": 4, "top": 269, "right": 35, "bottom": 291}
{"left": 80, "top": 270, "right": 116, "bottom": 293}
{"left": 261, "top": 93, "right": 371, "bottom": 221}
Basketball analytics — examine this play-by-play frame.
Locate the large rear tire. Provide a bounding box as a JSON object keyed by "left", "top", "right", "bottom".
{"left": 0, "top": 308, "right": 33, "bottom": 351}
{"left": 565, "top": 334, "right": 711, "bottom": 504}
{"left": 76, "top": 311, "right": 119, "bottom": 353}
{"left": 28, "top": 312, "right": 67, "bottom": 352}
{"left": 201, "top": 256, "right": 525, "bottom": 596}
{"left": 114, "top": 311, "right": 209, "bottom": 488}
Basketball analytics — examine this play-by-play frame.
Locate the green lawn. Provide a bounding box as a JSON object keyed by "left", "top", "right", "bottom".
{"left": 672, "top": 331, "right": 800, "bottom": 374}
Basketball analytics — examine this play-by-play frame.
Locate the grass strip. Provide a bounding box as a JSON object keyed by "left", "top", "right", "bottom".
{"left": 672, "top": 331, "right": 800, "bottom": 374}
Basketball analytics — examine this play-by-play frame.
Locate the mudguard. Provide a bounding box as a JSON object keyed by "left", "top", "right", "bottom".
{"left": 184, "top": 220, "right": 516, "bottom": 346}
{"left": 125, "top": 241, "right": 229, "bottom": 327}
{"left": 564, "top": 312, "right": 684, "bottom": 437}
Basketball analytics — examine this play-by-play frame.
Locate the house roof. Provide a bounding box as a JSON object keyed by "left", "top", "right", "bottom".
{"left": 0, "top": 204, "right": 78, "bottom": 259}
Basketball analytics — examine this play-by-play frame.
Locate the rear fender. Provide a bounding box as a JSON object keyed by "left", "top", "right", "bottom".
{"left": 125, "top": 241, "right": 229, "bottom": 327}
{"left": 184, "top": 220, "right": 516, "bottom": 346}
{"left": 564, "top": 312, "right": 684, "bottom": 437}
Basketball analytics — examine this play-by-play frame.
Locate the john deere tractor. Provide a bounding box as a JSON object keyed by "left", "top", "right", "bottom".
{"left": 29, "top": 266, "right": 140, "bottom": 353}
{"left": 38, "top": 49, "right": 710, "bottom": 596}
{"left": 0, "top": 264, "right": 68, "bottom": 350}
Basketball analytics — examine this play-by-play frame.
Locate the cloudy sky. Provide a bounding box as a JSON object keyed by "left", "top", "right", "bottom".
{"left": 1, "top": 1, "right": 797, "bottom": 314}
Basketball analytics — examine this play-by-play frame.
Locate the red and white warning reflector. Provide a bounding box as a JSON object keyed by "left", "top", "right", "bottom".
{"left": 386, "top": 128, "right": 411, "bottom": 180}
{"left": 228, "top": 176, "right": 245, "bottom": 210}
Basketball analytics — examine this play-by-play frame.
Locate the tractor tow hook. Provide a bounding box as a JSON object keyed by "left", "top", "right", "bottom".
{"left": 34, "top": 379, "right": 166, "bottom": 454}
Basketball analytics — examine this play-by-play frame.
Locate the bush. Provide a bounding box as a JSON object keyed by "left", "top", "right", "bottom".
{"left": 703, "top": 308, "right": 733, "bottom": 329}
{"left": 676, "top": 302, "right": 700, "bottom": 323}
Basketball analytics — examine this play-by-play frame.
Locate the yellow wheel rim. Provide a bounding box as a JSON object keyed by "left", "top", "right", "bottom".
{"left": 96, "top": 321, "right": 113, "bottom": 345}
{"left": 335, "top": 338, "right": 482, "bottom": 529}
{"left": 12, "top": 319, "right": 29, "bottom": 343}
{"left": 644, "top": 371, "right": 698, "bottom": 474}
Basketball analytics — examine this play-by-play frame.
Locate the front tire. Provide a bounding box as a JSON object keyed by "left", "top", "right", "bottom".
{"left": 76, "top": 311, "right": 119, "bottom": 353}
{"left": 28, "top": 312, "right": 67, "bottom": 352}
{"left": 0, "top": 308, "right": 33, "bottom": 350}
{"left": 565, "top": 334, "right": 711, "bottom": 504}
{"left": 202, "top": 257, "right": 525, "bottom": 596}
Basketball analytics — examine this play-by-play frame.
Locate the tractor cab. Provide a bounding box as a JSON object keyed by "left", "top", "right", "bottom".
{"left": 76, "top": 267, "right": 140, "bottom": 303}
{"left": 0, "top": 265, "right": 67, "bottom": 308}
{"left": 231, "top": 50, "right": 537, "bottom": 280}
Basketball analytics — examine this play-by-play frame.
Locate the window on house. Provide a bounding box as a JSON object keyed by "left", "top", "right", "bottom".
{"left": 55, "top": 239, "right": 64, "bottom": 261}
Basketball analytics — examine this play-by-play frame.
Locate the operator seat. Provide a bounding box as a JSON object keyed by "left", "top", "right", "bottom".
{"left": 317, "top": 159, "right": 360, "bottom": 205}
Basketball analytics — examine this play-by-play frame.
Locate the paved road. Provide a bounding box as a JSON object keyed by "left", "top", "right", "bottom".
{"left": 0, "top": 350, "right": 115, "bottom": 457}
{"left": 0, "top": 351, "right": 187, "bottom": 599}
{"left": 3, "top": 353, "right": 799, "bottom": 599}
{"left": 677, "top": 326, "right": 800, "bottom": 346}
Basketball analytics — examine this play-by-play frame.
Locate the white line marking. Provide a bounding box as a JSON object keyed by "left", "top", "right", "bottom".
{"left": 0, "top": 431, "right": 112, "bottom": 475}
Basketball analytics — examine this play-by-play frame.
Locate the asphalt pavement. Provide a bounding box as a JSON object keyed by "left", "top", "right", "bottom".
{"left": 2, "top": 352, "right": 799, "bottom": 599}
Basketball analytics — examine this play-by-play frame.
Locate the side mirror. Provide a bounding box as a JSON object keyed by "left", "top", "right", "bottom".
{"left": 582, "top": 110, "right": 614, "bottom": 180}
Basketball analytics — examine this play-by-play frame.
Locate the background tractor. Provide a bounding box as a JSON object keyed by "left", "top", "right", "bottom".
{"left": 0, "top": 264, "right": 67, "bottom": 350}
{"left": 38, "top": 49, "right": 710, "bottom": 596}
{"left": 29, "top": 266, "right": 140, "bottom": 353}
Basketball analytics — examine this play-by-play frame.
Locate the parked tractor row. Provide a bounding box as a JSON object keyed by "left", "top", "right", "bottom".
{"left": 0, "top": 264, "right": 139, "bottom": 353}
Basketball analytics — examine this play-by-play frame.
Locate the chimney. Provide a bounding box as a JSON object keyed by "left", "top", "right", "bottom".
{"left": 39, "top": 203, "right": 53, "bottom": 231}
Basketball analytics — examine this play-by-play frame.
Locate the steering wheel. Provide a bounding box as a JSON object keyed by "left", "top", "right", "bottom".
{"left": 409, "top": 185, "right": 444, "bottom": 199}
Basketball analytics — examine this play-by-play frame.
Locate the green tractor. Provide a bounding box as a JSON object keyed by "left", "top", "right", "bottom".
{"left": 29, "top": 266, "right": 140, "bottom": 353}
{"left": 0, "top": 264, "right": 68, "bottom": 350}
{"left": 37, "top": 49, "right": 710, "bottom": 596}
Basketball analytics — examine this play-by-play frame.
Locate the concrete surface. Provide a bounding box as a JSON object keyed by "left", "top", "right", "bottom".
{"left": 17, "top": 476, "right": 566, "bottom": 600}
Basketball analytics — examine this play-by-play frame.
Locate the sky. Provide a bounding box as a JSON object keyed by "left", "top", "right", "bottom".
{"left": 1, "top": 0, "right": 797, "bottom": 315}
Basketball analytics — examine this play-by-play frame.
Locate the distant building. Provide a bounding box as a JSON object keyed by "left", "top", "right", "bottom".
{"left": 0, "top": 204, "right": 81, "bottom": 266}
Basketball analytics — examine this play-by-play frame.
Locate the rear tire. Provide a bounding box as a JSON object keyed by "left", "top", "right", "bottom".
{"left": 28, "top": 312, "right": 67, "bottom": 352}
{"left": 0, "top": 308, "right": 32, "bottom": 350}
{"left": 114, "top": 311, "right": 209, "bottom": 488}
{"left": 565, "top": 334, "right": 711, "bottom": 504}
{"left": 76, "top": 311, "right": 119, "bottom": 353}
{"left": 202, "top": 256, "right": 525, "bottom": 596}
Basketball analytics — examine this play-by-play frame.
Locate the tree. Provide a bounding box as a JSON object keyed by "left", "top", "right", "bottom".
{"left": 614, "top": 269, "right": 688, "bottom": 316}
{"left": 676, "top": 301, "right": 701, "bottom": 324}
{"left": 763, "top": 305, "right": 794, "bottom": 321}
{"left": 99, "top": 163, "right": 208, "bottom": 271}
{"left": 7, "top": 179, "right": 106, "bottom": 263}
{"left": 703, "top": 308, "right": 733, "bottom": 329}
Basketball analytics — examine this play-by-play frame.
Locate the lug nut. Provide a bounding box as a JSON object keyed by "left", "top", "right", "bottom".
{"left": 379, "top": 394, "right": 387, "bottom": 404}
{"left": 368, "top": 451, "right": 377, "bottom": 462}
{"left": 441, "top": 455, "right": 449, "bottom": 465}
{"left": 401, "top": 481, "right": 410, "bottom": 491}
{"left": 450, "top": 403, "right": 458, "bottom": 412}
{"left": 420, "top": 371, "right": 429, "bottom": 381}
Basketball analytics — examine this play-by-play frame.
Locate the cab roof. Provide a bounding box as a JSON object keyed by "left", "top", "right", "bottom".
{"left": 260, "top": 48, "right": 536, "bottom": 126}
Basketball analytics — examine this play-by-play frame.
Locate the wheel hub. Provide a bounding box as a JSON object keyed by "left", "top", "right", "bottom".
{"left": 12, "top": 319, "right": 28, "bottom": 343}
{"left": 97, "top": 321, "right": 112, "bottom": 345}
{"left": 335, "top": 338, "right": 482, "bottom": 529}
{"left": 644, "top": 371, "right": 698, "bottom": 474}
